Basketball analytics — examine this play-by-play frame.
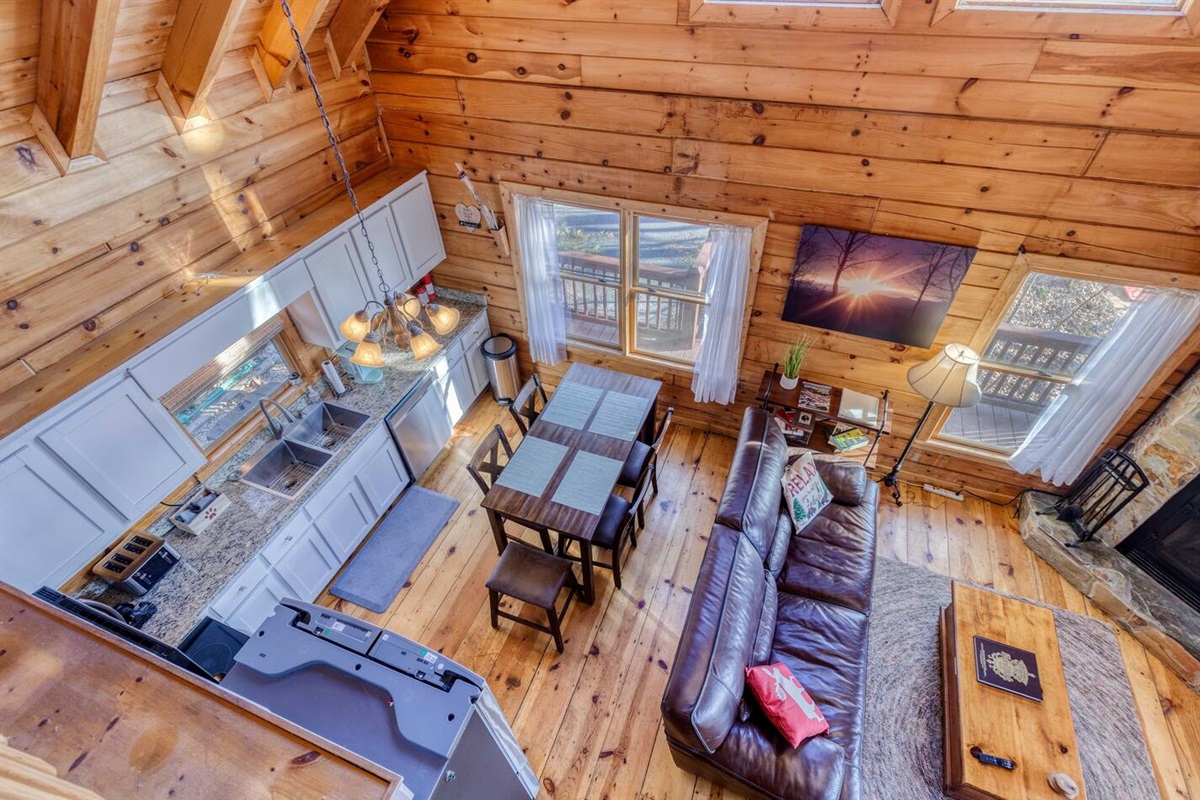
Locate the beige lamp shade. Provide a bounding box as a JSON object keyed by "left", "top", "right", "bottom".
{"left": 426, "top": 303, "right": 461, "bottom": 336}
{"left": 350, "top": 330, "right": 385, "bottom": 368}
{"left": 409, "top": 328, "right": 442, "bottom": 361}
{"left": 906, "top": 343, "right": 982, "bottom": 408}
{"left": 401, "top": 293, "right": 422, "bottom": 320}
{"left": 339, "top": 308, "right": 371, "bottom": 343}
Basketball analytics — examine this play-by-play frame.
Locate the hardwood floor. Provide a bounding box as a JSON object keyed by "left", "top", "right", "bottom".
{"left": 317, "top": 395, "right": 1200, "bottom": 800}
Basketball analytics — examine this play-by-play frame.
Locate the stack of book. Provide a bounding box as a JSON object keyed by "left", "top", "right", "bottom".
{"left": 773, "top": 408, "right": 814, "bottom": 446}
{"left": 827, "top": 423, "right": 870, "bottom": 453}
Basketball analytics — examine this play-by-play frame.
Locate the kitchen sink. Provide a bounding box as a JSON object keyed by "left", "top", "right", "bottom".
{"left": 285, "top": 401, "right": 370, "bottom": 452}
{"left": 237, "top": 439, "right": 333, "bottom": 499}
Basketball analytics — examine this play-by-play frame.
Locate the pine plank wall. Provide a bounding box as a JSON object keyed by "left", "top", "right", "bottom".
{"left": 1, "top": 0, "right": 1197, "bottom": 503}
{"left": 369, "top": 0, "right": 1200, "bottom": 502}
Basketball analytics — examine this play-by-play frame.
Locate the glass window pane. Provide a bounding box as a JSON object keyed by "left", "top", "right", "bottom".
{"left": 171, "top": 340, "right": 292, "bottom": 450}
{"left": 634, "top": 295, "right": 706, "bottom": 363}
{"left": 959, "top": 0, "right": 1180, "bottom": 10}
{"left": 940, "top": 369, "right": 1065, "bottom": 452}
{"left": 635, "top": 216, "right": 713, "bottom": 297}
{"left": 553, "top": 202, "right": 621, "bottom": 349}
{"left": 985, "top": 273, "right": 1136, "bottom": 378}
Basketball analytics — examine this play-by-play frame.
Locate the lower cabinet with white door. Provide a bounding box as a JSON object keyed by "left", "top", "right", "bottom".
{"left": 204, "top": 424, "right": 411, "bottom": 634}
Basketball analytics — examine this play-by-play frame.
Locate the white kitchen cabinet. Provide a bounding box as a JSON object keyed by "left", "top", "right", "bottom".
{"left": 312, "top": 478, "right": 376, "bottom": 560}
{"left": 440, "top": 356, "right": 475, "bottom": 426}
{"left": 357, "top": 434, "right": 410, "bottom": 516}
{"left": 225, "top": 569, "right": 296, "bottom": 635}
{"left": 0, "top": 445, "right": 126, "bottom": 592}
{"left": 351, "top": 204, "right": 414, "bottom": 296}
{"left": 37, "top": 377, "right": 205, "bottom": 521}
{"left": 274, "top": 526, "right": 340, "bottom": 601}
{"left": 207, "top": 558, "right": 269, "bottom": 621}
{"left": 303, "top": 231, "right": 372, "bottom": 345}
{"left": 389, "top": 175, "right": 445, "bottom": 281}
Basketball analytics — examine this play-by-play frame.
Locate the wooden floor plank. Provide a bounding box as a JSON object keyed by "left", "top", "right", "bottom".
{"left": 314, "top": 395, "right": 1197, "bottom": 800}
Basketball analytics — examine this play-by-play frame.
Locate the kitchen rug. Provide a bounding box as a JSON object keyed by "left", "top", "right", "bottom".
{"left": 329, "top": 486, "right": 459, "bottom": 613}
{"left": 861, "top": 556, "right": 1158, "bottom": 800}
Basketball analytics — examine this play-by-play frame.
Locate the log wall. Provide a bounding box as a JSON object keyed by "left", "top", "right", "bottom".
{"left": 0, "top": 0, "right": 388, "bottom": 433}
{"left": 369, "top": 0, "right": 1200, "bottom": 501}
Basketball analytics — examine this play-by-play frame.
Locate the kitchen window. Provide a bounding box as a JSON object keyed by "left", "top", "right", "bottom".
{"left": 163, "top": 318, "right": 298, "bottom": 452}
{"left": 502, "top": 186, "right": 764, "bottom": 370}
{"left": 934, "top": 272, "right": 1140, "bottom": 454}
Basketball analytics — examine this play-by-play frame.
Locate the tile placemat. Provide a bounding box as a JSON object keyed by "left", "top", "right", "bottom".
{"left": 494, "top": 436, "right": 568, "bottom": 498}
{"left": 587, "top": 391, "right": 652, "bottom": 441}
{"left": 551, "top": 451, "right": 624, "bottom": 516}
{"left": 537, "top": 383, "right": 604, "bottom": 430}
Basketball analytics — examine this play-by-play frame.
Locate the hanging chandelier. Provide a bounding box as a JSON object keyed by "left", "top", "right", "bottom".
{"left": 279, "top": 0, "right": 459, "bottom": 368}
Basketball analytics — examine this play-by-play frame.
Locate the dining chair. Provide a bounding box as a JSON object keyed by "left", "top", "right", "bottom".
{"left": 508, "top": 374, "right": 549, "bottom": 435}
{"left": 466, "top": 424, "right": 554, "bottom": 553}
{"left": 485, "top": 534, "right": 580, "bottom": 653}
{"left": 617, "top": 407, "right": 674, "bottom": 527}
{"left": 560, "top": 462, "right": 653, "bottom": 591}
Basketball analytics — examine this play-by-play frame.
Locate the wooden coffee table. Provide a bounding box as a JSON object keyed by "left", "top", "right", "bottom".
{"left": 939, "top": 582, "right": 1087, "bottom": 800}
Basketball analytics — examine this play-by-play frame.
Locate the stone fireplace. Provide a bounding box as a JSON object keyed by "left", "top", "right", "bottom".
{"left": 1019, "top": 366, "right": 1200, "bottom": 692}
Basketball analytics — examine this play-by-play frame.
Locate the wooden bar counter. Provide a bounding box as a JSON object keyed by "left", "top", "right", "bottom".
{"left": 0, "top": 584, "right": 408, "bottom": 800}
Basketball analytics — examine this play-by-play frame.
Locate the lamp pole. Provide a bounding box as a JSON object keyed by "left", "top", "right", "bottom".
{"left": 882, "top": 399, "right": 936, "bottom": 507}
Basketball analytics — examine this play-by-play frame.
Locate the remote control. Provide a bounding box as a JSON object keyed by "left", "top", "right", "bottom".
{"left": 970, "top": 747, "right": 1016, "bottom": 770}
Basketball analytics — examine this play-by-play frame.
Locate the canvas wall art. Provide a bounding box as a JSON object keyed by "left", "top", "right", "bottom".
{"left": 783, "top": 225, "right": 976, "bottom": 349}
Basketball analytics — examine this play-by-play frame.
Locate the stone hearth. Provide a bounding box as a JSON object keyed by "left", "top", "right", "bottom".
{"left": 1021, "top": 492, "right": 1200, "bottom": 692}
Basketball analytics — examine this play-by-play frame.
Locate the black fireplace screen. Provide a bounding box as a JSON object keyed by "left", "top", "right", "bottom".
{"left": 1038, "top": 449, "right": 1148, "bottom": 545}
{"left": 1118, "top": 473, "right": 1200, "bottom": 614}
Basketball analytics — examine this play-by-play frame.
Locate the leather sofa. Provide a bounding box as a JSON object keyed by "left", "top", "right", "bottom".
{"left": 661, "top": 407, "right": 879, "bottom": 800}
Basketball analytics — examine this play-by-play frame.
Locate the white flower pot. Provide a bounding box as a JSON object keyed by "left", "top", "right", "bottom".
{"left": 779, "top": 374, "right": 799, "bottom": 391}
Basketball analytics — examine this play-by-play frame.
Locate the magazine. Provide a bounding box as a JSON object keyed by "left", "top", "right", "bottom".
{"left": 798, "top": 381, "right": 832, "bottom": 412}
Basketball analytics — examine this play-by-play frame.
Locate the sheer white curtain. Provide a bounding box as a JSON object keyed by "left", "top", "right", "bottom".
{"left": 514, "top": 195, "right": 567, "bottom": 366}
{"left": 692, "top": 224, "right": 753, "bottom": 405}
{"left": 1008, "top": 288, "right": 1200, "bottom": 485}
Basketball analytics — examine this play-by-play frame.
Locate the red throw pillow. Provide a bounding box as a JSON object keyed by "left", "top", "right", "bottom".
{"left": 745, "top": 663, "right": 830, "bottom": 748}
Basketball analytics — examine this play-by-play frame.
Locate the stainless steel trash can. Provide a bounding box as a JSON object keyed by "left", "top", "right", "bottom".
{"left": 481, "top": 334, "right": 520, "bottom": 404}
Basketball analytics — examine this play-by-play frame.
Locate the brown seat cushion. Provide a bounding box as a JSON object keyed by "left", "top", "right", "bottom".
{"left": 485, "top": 542, "right": 574, "bottom": 609}
{"left": 811, "top": 454, "right": 868, "bottom": 506}
{"left": 699, "top": 719, "right": 846, "bottom": 800}
{"left": 770, "top": 593, "right": 870, "bottom": 800}
{"left": 618, "top": 440, "right": 651, "bottom": 486}
{"left": 776, "top": 483, "right": 879, "bottom": 614}
{"left": 592, "top": 493, "right": 632, "bottom": 549}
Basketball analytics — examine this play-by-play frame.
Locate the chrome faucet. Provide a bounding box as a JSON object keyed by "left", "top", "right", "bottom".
{"left": 259, "top": 398, "right": 297, "bottom": 439}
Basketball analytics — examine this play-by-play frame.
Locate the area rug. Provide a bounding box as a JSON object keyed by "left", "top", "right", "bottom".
{"left": 329, "top": 486, "right": 459, "bottom": 613}
{"left": 862, "top": 557, "right": 1159, "bottom": 800}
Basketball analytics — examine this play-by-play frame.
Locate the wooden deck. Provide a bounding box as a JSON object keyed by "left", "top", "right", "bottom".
{"left": 317, "top": 395, "right": 1199, "bottom": 800}
{"left": 940, "top": 397, "right": 1042, "bottom": 451}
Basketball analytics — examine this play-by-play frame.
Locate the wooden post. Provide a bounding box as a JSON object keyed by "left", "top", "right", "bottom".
{"left": 251, "top": 0, "right": 333, "bottom": 94}
{"left": 159, "top": 0, "right": 249, "bottom": 126}
{"left": 325, "top": 0, "right": 389, "bottom": 78}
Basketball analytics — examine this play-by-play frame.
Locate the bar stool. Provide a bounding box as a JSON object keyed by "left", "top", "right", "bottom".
{"left": 508, "top": 374, "right": 549, "bottom": 435}
{"left": 617, "top": 407, "right": 673, "bottom": 527}
{"left": 466, "top": 424, "right": 554, "bottom": 553}
{"left": 485, "top": 535, "right": 579, "bottom": 653}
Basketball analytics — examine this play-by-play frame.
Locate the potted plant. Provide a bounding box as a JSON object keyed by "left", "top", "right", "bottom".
{"left": 780, "top": 335, "right": 811, "bottom": 390}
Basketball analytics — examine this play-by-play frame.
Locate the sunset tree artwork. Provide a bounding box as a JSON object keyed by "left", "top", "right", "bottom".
{"left": 782, "top": 225, "right": 976, "bottom": 349}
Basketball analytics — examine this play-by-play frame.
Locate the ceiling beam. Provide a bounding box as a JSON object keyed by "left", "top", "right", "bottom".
{"left": 251, "top": 0, "right": 333, "bottom": 94}
{"left": 159, "top": 0, "right": 249, "bottom": 125}
{"left": 325, "top": 0, "right": 389, "bottom": 77}
{"left": 35, "top": 0, "right": 121, "bottom": 170}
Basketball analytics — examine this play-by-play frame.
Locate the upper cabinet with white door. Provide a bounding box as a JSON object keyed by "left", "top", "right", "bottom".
{"left": 387, "top": 174, "right": 445, "bottom": 281}
{"left": 36, "top": 376, "right": 205, "bottom": 522}
{"left": 298, "top": 231, "right": 372, "bottom": 347}
{"left": 350, "top": 203, "right": 415, "bottom": 297}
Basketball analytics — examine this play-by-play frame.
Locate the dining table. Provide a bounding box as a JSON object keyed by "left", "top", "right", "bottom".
{"left": 481, "top": 363, "right": 663, "bottom": 604}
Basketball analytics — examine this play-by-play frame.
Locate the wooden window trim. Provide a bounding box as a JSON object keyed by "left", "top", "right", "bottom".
{"left": 921, "top": 252, "right": 1200, "bottom": 462}
{"left": 680, "top": 0, "right": 902, "bottom": 29}
{"left": 500, "top": 182, "right": 767, "bottom": 374}
{"left": 930, "top": 0, "right": 1199, "bottom": 37}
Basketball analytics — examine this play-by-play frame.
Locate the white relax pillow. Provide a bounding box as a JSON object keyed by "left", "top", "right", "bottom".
{"left": 781, "top": 451, "right": 832, "bottom": 533}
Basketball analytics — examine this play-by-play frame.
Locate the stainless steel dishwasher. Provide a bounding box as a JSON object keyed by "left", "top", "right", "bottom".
{"left": 386, "top": 375, "right": 453, "bottom": 480}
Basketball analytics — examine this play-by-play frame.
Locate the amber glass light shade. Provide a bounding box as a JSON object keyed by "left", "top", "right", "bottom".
{"left": 350, "top": 330, "right": 384, "bottom": 367}
{"left": 409, "top": 326, "right": 442, "bottom": 361}
{"left": 426, "top": 303, "right": 460, "bottom": 336}
{"left": 339, "top": 308, "right": 371, "bottom": 342}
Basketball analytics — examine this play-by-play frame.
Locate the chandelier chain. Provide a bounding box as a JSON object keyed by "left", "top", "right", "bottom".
{"left": 278, "top": 0, "right": 389, "bottom": 296}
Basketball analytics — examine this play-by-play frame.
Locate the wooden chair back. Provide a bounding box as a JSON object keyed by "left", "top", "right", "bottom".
{"left": 508, "top": 374, "right": 549, "bottom": 435}
{"left": 466, "top": 424, "right": 513, "bottom": 497}
{"left": 652, "top": 407, "right": 675, "bottom": 452}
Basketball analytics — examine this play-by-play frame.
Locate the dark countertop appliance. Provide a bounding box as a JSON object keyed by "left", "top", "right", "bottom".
{"left": 221, "top": 600, "right": 537, "bottom": 800}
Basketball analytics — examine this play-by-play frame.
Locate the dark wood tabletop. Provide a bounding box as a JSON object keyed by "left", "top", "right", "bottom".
{"left": 482, "top": 363, "right": 662, "bottom": 541}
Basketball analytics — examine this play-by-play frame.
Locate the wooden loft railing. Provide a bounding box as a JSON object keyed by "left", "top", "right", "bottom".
{"left": 978, "top": 324, "right": 1101, "bottom": 413}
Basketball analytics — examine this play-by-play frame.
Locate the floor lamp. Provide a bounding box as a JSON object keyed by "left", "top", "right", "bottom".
{"left": 883, "top": 343, "right": 982, "bottom": 506}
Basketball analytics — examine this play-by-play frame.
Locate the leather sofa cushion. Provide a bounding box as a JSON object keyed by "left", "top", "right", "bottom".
{"left": 715, "top": 409, "right": 788, "bottom": 561}
{"left": 770, "top": 594, "right": 870, "bottom": 800}
{"left": 766, "top": 512, "right": 792, "bottom": 580}
{"left": 704, "top": 719, "right": 846, "bottom": 800}
{"left": 777, "top": 482, "right": 879, "bottom": 614}
{"left": 812, "top": 454, "right": 868, "bottom": 506}
{"left": 662, "top": 525, "right": 767, "bottom": 754}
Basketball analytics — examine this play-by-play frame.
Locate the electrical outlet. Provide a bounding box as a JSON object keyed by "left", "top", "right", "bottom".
{"left": 924, "top": 484, "right": 965, "bottom": 501}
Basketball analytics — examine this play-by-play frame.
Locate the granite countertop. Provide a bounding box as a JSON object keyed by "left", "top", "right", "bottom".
{"left": 77, "top": 289, "right": 488, "bottom": 645}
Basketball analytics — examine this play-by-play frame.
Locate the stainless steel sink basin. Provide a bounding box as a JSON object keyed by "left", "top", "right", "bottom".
{"left": 237, "top": 439, "right": 333, "bottom": 499}
{"left": 285, "top": 401, "right": 370, "bottom": 452}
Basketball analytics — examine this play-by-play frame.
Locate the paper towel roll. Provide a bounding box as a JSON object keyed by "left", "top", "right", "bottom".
{"left": 321, "top": 360, "right": 346, "bottom": 396}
